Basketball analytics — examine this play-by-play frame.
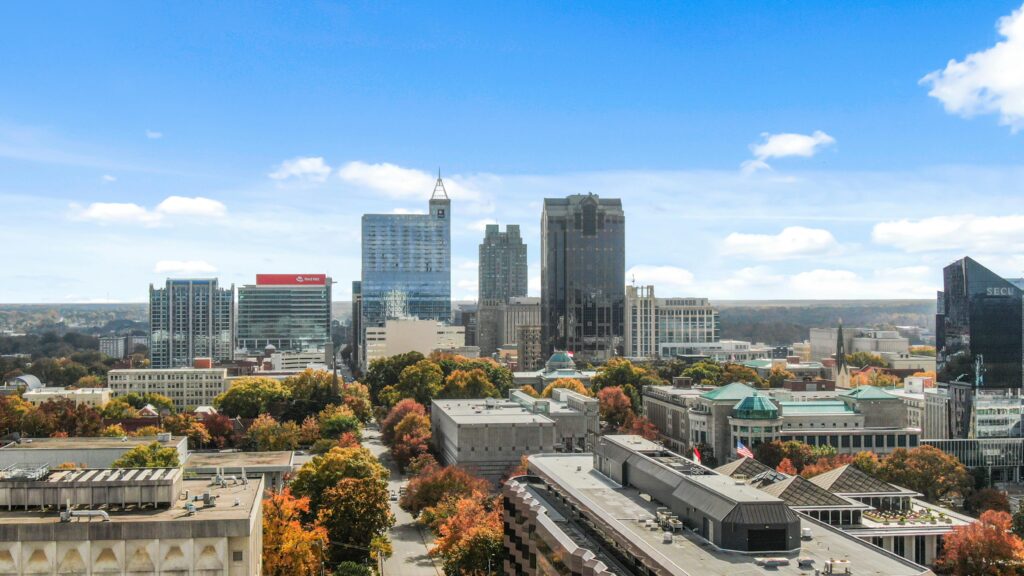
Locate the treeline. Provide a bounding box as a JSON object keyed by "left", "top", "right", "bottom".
{"left": 718, "top": 301, "right": 934, "bottom": 345}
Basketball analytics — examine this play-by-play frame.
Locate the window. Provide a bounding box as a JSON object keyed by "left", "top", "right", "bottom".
{"left": 232, "top": 551, "right": 243, "bottom": 562}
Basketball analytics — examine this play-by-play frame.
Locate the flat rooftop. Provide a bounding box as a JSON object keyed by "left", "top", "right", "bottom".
{"left": 0, "top": 436, "right": 184, "bottom": 450}
{"left": 185, "top": 450, "right": 294, "bottom": 469}
{"left": 529, "top": 454, "right": 932, "bottom": 576}
{"left": 433, "top": 399, "right": 557, "bottom": 425}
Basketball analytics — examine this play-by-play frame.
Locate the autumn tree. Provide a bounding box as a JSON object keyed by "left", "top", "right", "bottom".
{"left": 429, "top": 495, "right": 505, "bottom": 575}
{"left": 754, "top": 440, "right": 785, "bottom": 469}
{"left": 440, "top": 369, "right": 499, "bottom": 399}
{"left": 518, "top": 385, "right": 539, "bottom": 397}
{"left": 161, "top": 413, "right": 211, "bottom": 449}
{"left": 317, "top": 404, "right": 362, "bottom": 439}
{"left": 846, "top": 351, "right": 888, "bottom": 368}
{"left": 878, "top": 446, "right": 971, "bottom": 503}
{"left": 111, "top": 442, "right": 180, "bottom": 468}
{"left": 966, "top": 488, "right": 1011, "bottom": 515}
{"left": 340, "top": 381, "right": 374, "bottom": 423}
{"left": 766, "top": 367, "right": 795, "bottom": 388}
{"left": 99, "top": 423, "right": 128, "bottom": 437}
{"left": 262, "top": 489, "right": 329, "bottom": 576}
{"left": 101, "top": 398, "right": 139, "bottom": 419}
{"left": 851, "top": 451, "right": 880, "bottom": 475}
{"left": 391, "top": 412, "right": 432, "bottom": 471}
{"left": 721, "top": 363, "right": 764, "bottom": 386}
{"left": 540, "top": 378, "right": 590, "bottom": 398}
{"left": 291, "top": 445, "right": 390, "bottom": 513}
{"left": 247, "top": 414, "right": 301, "bottom": 452}
{"left": 281, "top": 369, "right": 342, "bottom": 421}
{"left": 936, "top": 510, "right": 1024, "bottom": 575}
{"left": 618, "top": 413, "right": 659, "bottom": 441}
{"left": 799, "top": 454, "right": 854, "bottom": 478}
{"left": 394, "top": 360, "right": 445, "bottom": 406}
{"left": 132, "top": 425, "right": 165, "bottom": 437}
{"left": 200, "top": 413, "right": 237, "bottom": 448}
{"left": 364, "top": 351, "right": 426, "bottom": 402}
{"left": 400, "top": 464, "right": 491, "bottom": 516}
{"left": 776, "top": 458, "right": 798, "bottom": 475}
{"left": 214, "top": 377, "right": 291, "bottom": 418}
{"left": 1014, "top": 501, "right": 1024, "bottom": 538}
{"left": 318, "top": 478, "right": 395, "bottom": 564}
{"left": 121, "top": 392, "right": 175, "bottom": 414}
{"left": 39, "top": 398, "right": 102, "bottom": 437}
{"left": 431, "top": 354, "right": 514, "bottom": 396}
{"left": 381, "top": 399, "right": 427, "bottom": 445}
{"left": 597, "top": 386, "right": 633, "bottom": 428}
{"left": 592, "top": 358, "right": 651, "bottom": 390}
{"left": 681, "top": 361, "right": 724, "bottom": 386}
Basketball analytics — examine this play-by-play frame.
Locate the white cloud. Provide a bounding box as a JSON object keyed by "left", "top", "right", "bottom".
{"left": 921, "top": 4, "right": 1024, "bottom": 131}
{"left": 627, "top": 265, "right": 695, "bottom": 294}
{"left": 742, "top": 131, "right": 835, "bottom": 173}
{"left": 470, "top": 218, "right": 498, "bottom": 232}
{"left": 269, "top": 156, "right": 332, "bottom": 182}
{"left": 145, "top": 130, "right": 163, "bottom": 140}
{"left": 102, "top": 174, "right": 116, "bottom": 182}
{"left": 872, "top": 214, "right": 1024, "bottom": 253}
{"left": 338, "top": 161, "right": 482, "bottom": 202}
{"left": 155, "top": 196, "right": 227, "bottom": 218}
{"left": 787, "top": 267, "right": 936, "bottom": 299}
{"left": 724, "top": 266, "right": 786, "bottom": 289}
{"left": 153, "top": 260, "right": 217, "bottom": 274}
{"left": 721, "top": 226, "right": 839, "bottom": 260}
{"left": 391, "top": 207, "right": 425, "bottom": 215}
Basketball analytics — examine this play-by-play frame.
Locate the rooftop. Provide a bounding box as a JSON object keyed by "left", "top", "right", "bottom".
{"left": 840, "top": 386, "right": 899, "bottom": 400}
{"left": 0, "top": 436, "right": 185, "bottom": 451}
{"left": 777, "top": 400, "right": 855, "bottom": 415}
{"left": 432, "top": 399, "right": 557, "bottom": 425}
{"left": 184, "top": 450, "right": 294, "bottom": 470}
{"left": 700, "top": 382, "right": 758, "bottom": 401}
{"left": 810, "top": 465, "right": 919, "bottom": 497}
{"left": 529, "top": 454, "right": 931, "bottom": 576}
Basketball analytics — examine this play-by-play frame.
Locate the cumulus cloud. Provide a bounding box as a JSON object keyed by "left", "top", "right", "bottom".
{"left": 785, "top": 267, "right": 937, "bottom": 300}
{"left": 71, "top": 196, "right": 226, "bottom": 226}
{"left": 153, "top": 260, "right": 217, "bottom": 274}
{"left": 269, "top": 156, "right": 332, "bottom": 182}
{"left": 741, "top": 131, "right": 836, "bottom": 173}
{"left": 721, "top": 226, "right": 839, "bottom": 260}
{"left": 921, "top": 4, "right": 1024, "bottom": 131}
{"left": 338, "top": 161, "right": 481, "bottom": 202}
{"left": 627, "top": 265, "right": 695, "bottom": 294}
{"left": 145, "top": 130, "right": 163, "bottom": 139}
{"left": 470, "top": 218, "right": 498, "bottom": 232}
{"left": 872, "top": 214, "right": 1024, "bottom": 253}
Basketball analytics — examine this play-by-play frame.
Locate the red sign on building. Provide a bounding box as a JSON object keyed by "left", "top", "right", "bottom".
{"left": 255, "top": 274, "right": 327, "bottom": 286}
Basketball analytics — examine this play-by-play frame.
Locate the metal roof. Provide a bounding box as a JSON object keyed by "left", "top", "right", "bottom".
{"left": 809, "top": 465, "right": 917, "bottom": 496}
{"left": 700, "top": 382, "right": 757, "bottom": 401}
{"left": 839, "top": 386, "right": 898, "bottom": 400}
{"left": 758, "top": 475, "right": 867, "bottom": 509}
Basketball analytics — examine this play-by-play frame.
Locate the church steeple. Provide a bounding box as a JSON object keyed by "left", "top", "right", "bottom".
{"left": 835, "top": 318, "right": 847, "bottom": 371}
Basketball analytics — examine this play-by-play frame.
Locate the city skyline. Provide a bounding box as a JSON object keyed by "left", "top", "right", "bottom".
{"left": 3, "top": 3, "right": 1024, "bottom": 303}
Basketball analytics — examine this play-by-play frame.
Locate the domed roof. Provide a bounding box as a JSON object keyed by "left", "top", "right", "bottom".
{"left": 545, "top": 351, "right": 575, "bottom": 371}
{"left": 732, "top": 394, "right": 779, "bottom": 419}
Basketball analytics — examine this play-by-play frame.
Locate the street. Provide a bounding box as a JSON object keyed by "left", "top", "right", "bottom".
{"left": 363, "top": 426, "right": 443, "bottom": 576}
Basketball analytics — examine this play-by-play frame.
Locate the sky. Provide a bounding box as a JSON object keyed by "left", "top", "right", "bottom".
{"left": 2, "top": 1, "right": 1024, "bottom": 303}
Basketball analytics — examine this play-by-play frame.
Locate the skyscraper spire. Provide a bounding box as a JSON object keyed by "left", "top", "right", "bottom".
{"left": 432, "top": 168, "right": 449, "bottom": 200}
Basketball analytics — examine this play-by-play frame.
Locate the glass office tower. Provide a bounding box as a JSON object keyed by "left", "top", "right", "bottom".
{"left": 236, "top": 274, "right": 332, "bottom": 354}
{"left": 149, "top": 278, "right": 234, "bottom": 368}
{"left": 541, "top": 193, "right": 625, "bottom": 363}
{"left": 360, "top": 177, "right": 451, "bottom": 334}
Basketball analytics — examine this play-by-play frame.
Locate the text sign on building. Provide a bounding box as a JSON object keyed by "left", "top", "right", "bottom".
{"left": 256, "top": 274, "right": 327, "bottom": 286}
{"left": 986, "top": 287, "right": 1014, "bottom": 297}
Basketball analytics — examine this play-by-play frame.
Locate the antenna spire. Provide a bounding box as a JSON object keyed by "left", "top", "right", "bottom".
{"left": 431, "top": 168, "right": 449, "bottom": 200}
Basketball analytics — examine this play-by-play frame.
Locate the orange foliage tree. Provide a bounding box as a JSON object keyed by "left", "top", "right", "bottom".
{"left": 391, "top": 412, "right": 432, "bottom": 471}
{"left": 429, "top": 494, "right": 505, "bottom": 575}
{"left": 540, "top": 378, "right": 591, "bottom": 398}
{"left": 597, "top": 386, "right": 633, "bottom": 428}
{"left": 262, "top": 488, "right": 329, "bottom": 576}
{"left": 400, "top": 464, "right": 491, "bottom": 516}
{"left": 618, "top": 413, "right": 659, "bottom": 440}
{"left": 936, "top": 510, "right": 1024, "bottom": 575}
{"left": 381, "top": 399, "right": 427, "bottom": 445}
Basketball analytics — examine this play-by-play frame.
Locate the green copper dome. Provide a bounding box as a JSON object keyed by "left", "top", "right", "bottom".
{"left": 546, "top": 351, "right": 576, "bottom": 371}
{"left": 732, "top": 394, "right": 779, "bottom": 420}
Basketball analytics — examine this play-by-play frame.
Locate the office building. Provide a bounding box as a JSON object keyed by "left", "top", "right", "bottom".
{"left": 431, "top": 388, "right": 599, "bottom": 480}
{"left": 456, "top": 303, "right": 478, "bottom": 348}
{"left": 809, "top": 326, "right": 910, "bottom": 364}
{"left": 506, "top": 436, "right": 933, "bottom": 576}
{"left": 360, "top": 176, "right": 451, "bottom": 334}
{"left": 476, "top": 300, "right": 503, "bottom": 356}
{"left": 643, "top": 381, "right": 920, "bottom": 464}
{"left": 362, "top": 318, "right": 465, "bottom": 369}
{"left": 149, "top": 278, "right": 234, "bottom": 369}
{"left": 236, "top": 274, "right": 332, "bottom": 355}
{"left": 108, "top": 367, "right": 228, "bottom": 410}
{"left": 350, "top": 280, "right": 362, "bottom": 369}
{"left": 0, "top": 435, "right": 188, "bottom": 470}
{"left": 0, "top": 465, "right": 262, "bottom": 576}
{"left": 99, "top": 335, "right": 125, "bottom": 359}
{"left": 22, "top": 387, "right": 110, "bottom": 408}
{"left": 478, "top": 224, "right": 527, "bottom": 302}
{"left": 541, "top": 194, "right": 625, "bottom": 363}
{"left": 503, "top": 296, "right": 541, "bottom": 345}
{"left": 624, "top": 286, "right": 719, "bottom": 359}
{"left": 516, "top": 325, "right": 544, "bottom": 371}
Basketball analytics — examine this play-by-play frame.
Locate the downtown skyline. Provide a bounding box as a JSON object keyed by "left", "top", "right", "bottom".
{"left": 2, "top": 2, "right": 1024, "bottom": 303}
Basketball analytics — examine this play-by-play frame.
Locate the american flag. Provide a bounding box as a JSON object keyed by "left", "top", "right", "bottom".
{"left": 736, "top": 440, "right": 754, "bottom": 459}
{"left": 692, "top": 446, "right": 702, "bottom": 465}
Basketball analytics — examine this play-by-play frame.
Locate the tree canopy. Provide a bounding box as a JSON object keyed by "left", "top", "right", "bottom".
{"left": 937, "top": 510, "right": 1024, "bottom": 575}
{"left": 540, "top": 378, "right": 591, "bottom": 398}
{"left": 111, "top": 442, "right": 180, "bottom": 468}
{"left": 262, "top": 488, "right": 329, "bottom": 576}
{"left": 214, "top": 377, "right": 291, "bottom": 418}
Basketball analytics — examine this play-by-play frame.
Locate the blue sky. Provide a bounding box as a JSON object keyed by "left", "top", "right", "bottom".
{"left": 2, "top": 1, "right": 1024, "bottom": 302}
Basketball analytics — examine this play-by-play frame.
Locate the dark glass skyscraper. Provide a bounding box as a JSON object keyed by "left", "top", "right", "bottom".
{"left": 149, "top": 278, "right": 234, "bottom": 368}
{"left": 478, "top": 224, "right": 527, "bottom": 302}
{"left": 360, "top": 177, "right": 451, "bottom": 333}
{"left": 541, "top": 193, "right": 625, "bottom": 363}
{"left": 236, "top": 274, "right": 332, "bottom": 354}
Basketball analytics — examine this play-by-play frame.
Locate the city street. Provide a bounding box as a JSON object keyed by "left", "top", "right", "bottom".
{"left": 363, "top": 426, "right": 443, "bottom": 576}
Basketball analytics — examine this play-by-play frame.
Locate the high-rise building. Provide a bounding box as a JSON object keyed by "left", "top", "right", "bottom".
{"left": 478, "top": 224, "right": 527, "bottom": 301}
{"left": 936, "top": 256, "right": 1024, "bottom": 439}
{"left": 503, "top": 296, "right": 541, "bottom": 345}
{"left": 624, "top": 285, "right": 719, "bottom": 359}
{"left": 360, "top": 176, "right": 451, "bottom": 337}
{"left": 236, "top": 274, "right": 332, "bottom": 355}
{"left": 541, "top": 194, "right": 625, "bottom": 363}
{"left": 99, "top": 335, "right": 126, "bottom": 359}
{"left": 149, "top": 278, "right": 234, "bottom": 368}
{"left": 350, "top": 280, "right": 362, "bottom": 369}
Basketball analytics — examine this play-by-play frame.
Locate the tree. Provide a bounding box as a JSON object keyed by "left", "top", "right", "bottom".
{"left": 214, "top": 377, "right": 291, "bottom": 418}
{"left": 39, "top": 398, "right": 102, "bottom": 437}
{"left": 396, "top": 360, "right": 444, "bottom": 406}
{"left": 99, "top": 423, "right": 128, "bottom": 437}
{"left": 592, "top": 358, "right": 651, "bottom": 390}
{"left": 936, "top": 510, "right": 1024, "bottom": 575}
{"left": 597, "top": 386, "right": 633, "bottom": 428}
{"left": 76, "top": 374, "right": 104, "bottom": 387}
{"left": 364, "top": 351, "right": 425, "bottom": 402}
{"left": 101, "top": 398, "right": 139, "bottom": 419}
{"left": 317, "top": 478, "right": 395, "bottom": 564}
{"left": 262, "top": 489, "right": 329, "bottom": 576}
{"left": 851, "top": 451, "right": 880, "bottom": 475}
{"left": 540, "top": 378, "right": 591, "bottom": 398}
{"left": 754, "top": 440, "right": 785, "bottom": 469}
{"left": 681, "top": 361, "right": 723, "bottom": 386}
{"left": 391, "top": 412, "right": 432, "bottom": 471}
{"left": 200, "top": 413, "right": 237, "bottom": 448}
{"left": 298, "top": 416, "right": 321, "bottom": 445}
{"left": 318, "top": 404, "right": 362, "bottom": 439}
{"left": 766, "top": 367, "right": 795, "bottom": 388}
{"left": 291, "top": 445, "right": 390, "bottom": 513}
{"left": 340, "top": 381, "right": 374, "bottom": 423}
{"left": 162, "top": 414, "right": 211, "bottom": 449}
{"left": 878, "top": 446, "right": 971, "bottom": 504}
{"left": 776, "top": 458, "right": 798, "bottom": 475}
{"left": 518, "top": 385, "right": 539, "bottom": 397}
{"left": 132, "top": 425, "right": 165, "bottom": 437}
{"left": 440, "top": 369, "right": 499, "bottom": 399}
{"left": 429, "top": 495, "right": 504, "bottom": 576}
{"left": 909, "top": 346, "right": 936, "bottom": 357}
{"left": 334, "top": 562, "right": 372, "bottom": 576}
{"left": 721, "top": 363, "right": 763, "bottom": 386}
{"left": 121, "top": 392, "right": 175, "bottom": 414}
{"left": 247, "top": 414, "right": 301, "bottom": 451}
{"left": 111, "top": 442, "right": 180, "bottom": 468}
{"left": 431, "top": 354, "right": 514, "bottom": 396}
{"left": 281, "top": 369, "right": 341, "bottom": 421}
{"left": 800, "top": 454, "right": 854, "bottom": 478}
{"left": 381, "top": 399, "right": 427, "bottom": 445}
{"left": 1013, "top": 500, "right": 1024, "bottom": 538}
{"left": 400, "top": 464, "right": 491, "bottom": 516}
{"left": 967, "top": 488, "right": 1011, "bottom": 515}
{"left": 618, "top": 414, "right": 659, "bottom": 441}
{"left": 846, "top": 351, "right": 888, "bottom": 368}
{"left": 779, "top": 440, "right": 815, "bottom": 472}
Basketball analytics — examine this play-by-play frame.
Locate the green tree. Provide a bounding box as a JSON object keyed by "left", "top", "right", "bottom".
{"left": 318, "top": 404, "right": 362, "bottom": 439}
{"left": 317, "top": 478, "right": 395, "bottom": 564}
{"left": 111, "top": 442, "right": 180, "bottom": 468}
{"left": 291, "top": 445, "right": 389, "bottom": 513}
{"left": 766, "top": 367, "right": 795, "bottom": 388}
{"left": 440, "top": 368, "right": 499, "bottom": 399}
{"left": 878, "top": 446, "right": 971, "bottom": 503}
{"left": 333, "top": 562, "right": 372, "bottom": 576}
{"left": 432, "top": 354, "right": 514, "bottom": 396}
{"left": 396, "top": 360, "right": 444, "bottom": 406}
{"left": 846, "top": 351, "right": 889, "bottom": 368}
{"left": 681, "top": 361, "right": 724, "bottom": 386}
{"left": 247, "top": 414, "right": 301, "bottom": 451}
{"left": 281, "top": 369, "right": 341, "bottom": 421}
{"left": 214, "top": 377, "right": 291, "bottom": 418}
{"left": 121, "top": 392, "right": 176, "bottom": 414}
{"left": 592, "top": 358, "right": 651, "bottom": 390}
{"left": 101, "top": 398, "right": 139, "bottom": 419}
{"left": 721, "top": 363, "right": 763, "bottom": 386}
{"left": 364, "top": 351, "right": 425, "bottom": 402}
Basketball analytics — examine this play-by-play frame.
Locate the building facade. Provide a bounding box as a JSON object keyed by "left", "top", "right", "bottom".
{"left": 625, "top": 286, "right": 720, "bottom": 359}
{"left": 362, "top": 318, "right": 465, "bottom": 369}
{"left": 99, "top": 336, "right": 125, "bottom": 359}
{"left": 516, "top": 325, "right": 544, "bottom": 371}
{"left": 541, "top": 194, "right": 625, "bottom": 363}
{"left": 478, "top": 224, "right": 527, "bottom": 302}
{"left": 22, "top": 387, "right": 110, "bottom": 408}
{"left": 107, "top": 368, "right": 228, "bottom": 410}
{"left": 149, "top": 279, "right": 234, "bottom": 369}
{"left": 350, "top": 280, "right": 362, "bottom": 369}
{"left": 503, "top": 297, "right": 541, "bottom": 346}
{"left": 236, "top": 274, "right": 332, "bottom": 355}
{"left": 360, "top": 177, "right": 451, "bottom": 335}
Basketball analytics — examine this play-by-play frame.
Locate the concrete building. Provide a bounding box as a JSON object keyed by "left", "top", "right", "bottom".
{"left": 184, "top": 450, "right": 295, "bottom": 493}
{"left": 743, "top": 358, "right": 829, "bottom": 381}
{"left": 516, "top": 325, "right": 544, "bottom": 372}
{"left": 476, "top": 299, "right": 504, "bottom": 357}
{"left": 503, "top": 297, "right": 541, "bottom": 346}
{"left": 0, "top": 465, "right": 263, "bottom": 575}
{"left": 0, "top": 436, "right": 189, "bottom": 470}
{"left": 507, "top": 437, "right": 933, "bottom": 576}
{"left": 810, "top": 326, "right": 911, "bottom": 364}
{"left": 624, "top": 286, "right": 719, "bottom": 359}
{"left": 22, "top": 387, "right": 111, "bottom": 408}
{"left": 643, "top": 381, "right": 920, "bottom": 464}
{"left": 350, "top": 280, "right": 362, "bottom": 371}
{"left": 362, "top": 318, "right": 465, "bottom": 370}
{"left": 456, "top": 303, "right": 478, "bottom": 348}
{"left": 99, "top": 336, "right": 125, "bottom": 359}
{"left": 430, "top": 388, "right": 599, "bottom": 480}
{"left": 236, "top": 274, "right": 332, "bottom": 355}
{"left": 661, "top": 339, "right": 774, "bottom": 362}
{"left": 479, "top": 224, "right": 528, "bottom": 303}
{"left": 107, "top": 367, "right": 228, "bottom": 410}
{"left": 149, "top": 278, "right": 235, "bottom": 369}
{"left": 513, "top": 351, "right": 597, "bottom": 390}
{"left": 541, "top": 194, "right": 625, "bottom": 363}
